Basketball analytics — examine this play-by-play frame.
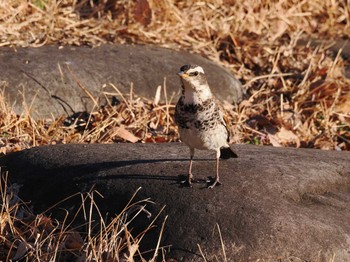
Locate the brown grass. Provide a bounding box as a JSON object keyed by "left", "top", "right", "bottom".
{"left": 0, "top": 0, "right": 349, "bottom": 154}
{"left": 0, "top": 172, "right": 168, "bottom": 261}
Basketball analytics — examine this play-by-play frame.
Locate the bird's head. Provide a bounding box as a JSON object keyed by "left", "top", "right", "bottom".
{"left": 177, "top": 64, "right": 212, "bottom": 102}
{"left": 177, "top": 64, "right": 206, "bottom": 85}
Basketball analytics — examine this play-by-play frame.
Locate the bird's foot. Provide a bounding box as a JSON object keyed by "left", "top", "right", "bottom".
{"left": 181, "top": 177, "right": 193, "bottom": 187}
{"left": 207, "top": 178, "right": 222, "bottom": 189}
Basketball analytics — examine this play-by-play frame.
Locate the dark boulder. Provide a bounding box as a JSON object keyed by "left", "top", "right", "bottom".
{"left": 1, "top": 143, "right": 350, "bottom": 261}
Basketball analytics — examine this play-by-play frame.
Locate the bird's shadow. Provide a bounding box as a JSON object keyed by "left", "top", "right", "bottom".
{"left": 174, "top": 175, "right": 222, "bottom": 189}
{"left": 24, "top": 157, "right": 217, "bottom": 189}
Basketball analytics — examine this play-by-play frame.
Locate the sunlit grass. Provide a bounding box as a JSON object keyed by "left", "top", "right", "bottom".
{"left": 0, "top": 172, "right": 168, "bottom": 261}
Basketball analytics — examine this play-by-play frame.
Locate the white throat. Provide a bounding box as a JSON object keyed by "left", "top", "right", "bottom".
{"left": 182, "top": 80, "right": 212, "bottom": 104}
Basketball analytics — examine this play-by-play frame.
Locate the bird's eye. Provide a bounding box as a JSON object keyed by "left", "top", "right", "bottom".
{"left": 190, "top": 71, "right": 199, "bottom": 76}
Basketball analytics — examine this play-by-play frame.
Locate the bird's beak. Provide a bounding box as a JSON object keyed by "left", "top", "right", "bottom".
{"left": 177, "top": 71, "right": 189, "bottom": 78}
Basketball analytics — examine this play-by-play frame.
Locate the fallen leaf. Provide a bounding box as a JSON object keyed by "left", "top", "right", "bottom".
{"left": 267, "top": 133, "right": 282, "bottom": 147}
{"left": 337, "top": 95, "right": 350, "bottom": 114}
{"left": 113, "top": 127, "right": 139, "bottom": 143}
{"left": 239, "top": 99, "right": 252, "bottom": 108}
{"left": 276, "top": 127, "right": 300, "bottom": 147}
{"left": 314, "top": 137, "right": 334, "bottom": 150}
{"left": 124, "top": 243, "right": 139, "bottom": 260}
{"left": 65, "top": 230, "right": 83, "bottom": 250}
{"left": 154, "top": 136, "right": 167, "bottom": 143}
{"left": 134, "top": 0, "right": 152, "bottom": 26}
{"left": 12, "top": 240, "right": 31, "bottom": 260}
{"left": 149, "top": 121, "right": 158, "bottom": 130}
{"left": 271, "top": 20, "right": 288, "bottom": 41}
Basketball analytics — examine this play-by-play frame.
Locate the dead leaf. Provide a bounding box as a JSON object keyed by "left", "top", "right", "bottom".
{"left": 0, "top": 147, "right": 6, "bottom": 155}
{"left": 276, "top": 127, "right": 300, "bottom": 147}
{"left": 149, "top": 121, "right": 158, "bottom": 130}
{"left": 337, "top": 95, "right": 350, "bottom": 114}
{"left": 12, "top": 240, "right": 31, "bottom": 260}
{"left": 154, "top": 136, "right": 167, "bottom": 143}
{"left": 65, "top": 230, "right": 83, "bottom": 250}
{"left": 271, "top": 20, "right": 288, "bottom": 41}
{"left": 239, "top": 99, "right": 252, "bottom": 108}
{"left": 267, "top": 133, "right": 282, "bottom": 147}
{"left": 113, "top": 127, "right": 139, "bottom": 143}
{"left": 39, "top": 215, "right": 55, "bottom": 233}
{"left": 134, "top": 0, "right": 152, "bottom": 26}
{"left": 247, "top": 115, "right": 274, "bottom": 130}
{"left": 314, "top": 136, "right": 335, "bottom": 150}
{"left": 124, "top": 243, "right": 139, "bottom": 261}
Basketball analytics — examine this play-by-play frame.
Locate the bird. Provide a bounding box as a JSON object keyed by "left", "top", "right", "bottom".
{"left": 174, "top": 64, "right": 238, "bottom": 188}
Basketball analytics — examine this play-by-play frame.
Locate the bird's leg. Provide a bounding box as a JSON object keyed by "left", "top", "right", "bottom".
{"left": 182, "top": 148, "right": 194, "bottom": 186}
{"left": 188, "top": 155, "right": 194, "bottom": 183}
{"left": 208, "top": 150, "right": 222, "bottom": 189}
{"left": 187, "top": 148, "right": 195, "bottom": 184}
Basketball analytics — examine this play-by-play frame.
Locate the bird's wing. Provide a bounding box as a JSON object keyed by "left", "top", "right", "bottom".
{"left": 214, "top": 97, "right": 231, "bottom": 143}
{"left": 222, "top": 112, "right": 231, "bottom": 143}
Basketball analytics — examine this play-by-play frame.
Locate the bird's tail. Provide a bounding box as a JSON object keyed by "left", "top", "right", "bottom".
{"left": 220, "top": 146, "right": 238, "bottom": 159}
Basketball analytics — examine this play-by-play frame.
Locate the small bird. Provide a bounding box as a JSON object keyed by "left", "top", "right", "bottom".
{"left": 174, "top": 64, "right": 238, "bottom": 188}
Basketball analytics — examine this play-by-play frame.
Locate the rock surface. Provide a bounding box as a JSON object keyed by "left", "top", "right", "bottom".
{"left": 1, "top": 143, "right": 350, "bottom": 261}
{"left": 0, "top": 45, "right": 243, "bottom": 118}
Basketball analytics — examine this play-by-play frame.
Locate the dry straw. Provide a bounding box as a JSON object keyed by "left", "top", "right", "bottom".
{"left": 0, "top": 172, "right": 168, "bottom": 261}
{"left": 0, "top": 0, "right": 349, "bottom": 153}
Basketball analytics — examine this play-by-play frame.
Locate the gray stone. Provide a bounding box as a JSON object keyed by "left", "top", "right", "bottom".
{"left": 0, "top": 45, "right": 243, "bottom": 118}
{"left": 1, "top": 143, "right": 350, "bottom": 261}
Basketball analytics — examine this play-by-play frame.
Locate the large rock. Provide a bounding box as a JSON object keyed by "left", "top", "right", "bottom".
{"left": 1, "top": 143, "right": 350, "bottom": 261}
{"left": 0, "top": 45, "right": 243, "bottom": 118}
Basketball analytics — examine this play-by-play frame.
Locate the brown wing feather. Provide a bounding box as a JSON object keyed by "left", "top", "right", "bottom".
{"left": 214, "top": 97, "right": 231, "bottom": 143}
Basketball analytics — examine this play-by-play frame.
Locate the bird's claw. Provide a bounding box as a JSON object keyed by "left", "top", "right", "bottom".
{"left": 181, "top": 179, "right": 193, "bottom": 187}
{"left": 207, "top": 178, "right": 222, "bottom": 189}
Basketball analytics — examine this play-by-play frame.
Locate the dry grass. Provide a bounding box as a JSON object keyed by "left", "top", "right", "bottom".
{"left": 0, "top": 83, "right": 180, "bottom": 155}
{"left": 0, "top": 0, "right": 349, "bottom": 154}
{"left": 0, "top": 172, "right": 168, "bottom": 261}
{"left": 1, "top": 56, "right": 350, "bottom": 154}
